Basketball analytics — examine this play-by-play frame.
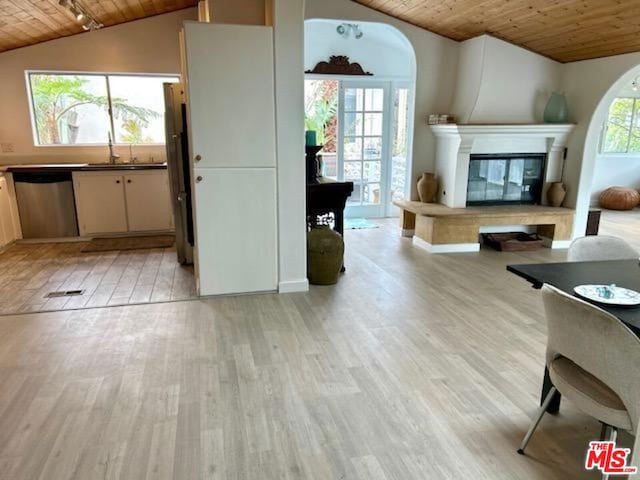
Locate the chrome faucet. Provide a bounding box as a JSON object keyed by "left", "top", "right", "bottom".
{"left": 107, "top": 131, "right": 120, "bottom": 164}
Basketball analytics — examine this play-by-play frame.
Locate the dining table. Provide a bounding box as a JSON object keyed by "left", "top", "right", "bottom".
{"left": 507, "top": 259, "right": 640, "bottom": 414}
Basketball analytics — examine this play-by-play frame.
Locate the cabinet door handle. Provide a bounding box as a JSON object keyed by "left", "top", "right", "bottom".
{"left": 194, "top": 154, "right": 202, "bottom": 162}
{"left": 196, "top": 175, "right": 203, "bottom": 183}
{"left": 127, "top": 179, "right": 132, "bottom": 183}
{"left": 116, "top": 180, "right": 121, "bottom": 184}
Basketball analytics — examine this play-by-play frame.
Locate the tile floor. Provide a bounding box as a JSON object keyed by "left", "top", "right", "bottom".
{"left": 0, "top": 241, "right": 196, "bottom": 315}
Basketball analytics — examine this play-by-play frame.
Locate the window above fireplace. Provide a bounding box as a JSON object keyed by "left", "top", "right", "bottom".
{"left": 467, "top": 153, "right": 545, "bottom": 206}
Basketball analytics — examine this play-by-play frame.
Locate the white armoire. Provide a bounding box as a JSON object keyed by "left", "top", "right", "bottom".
{"left": 182, "top": 22, "right": 278, "bottom": 296}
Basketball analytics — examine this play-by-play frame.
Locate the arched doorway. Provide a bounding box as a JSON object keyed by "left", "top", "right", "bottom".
{"left": 304, "top": 19, "right": 416, "bottom": 218}
{"left": 573, "top": 64, "right": 640, "bottom": 237}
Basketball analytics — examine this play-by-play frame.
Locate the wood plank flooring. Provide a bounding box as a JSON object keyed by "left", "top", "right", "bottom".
{"left": 0, "top": 214, "right": 635, "bottom": 479}
{"left": 598, "top": 209, "right": 640, "bottom": 251}
{"left": 0, "top": 242, "right": 196, "bottom": 316}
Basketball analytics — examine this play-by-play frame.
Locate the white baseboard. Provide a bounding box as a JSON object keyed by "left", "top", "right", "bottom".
{"left": 278, "top": 279, "right": 309, "bottom": 293}
{"left": 401, "top": 228, "right": 415, "bottom": 237}
{"left": 412, "top": 236, "right": 480, "bottom": 253}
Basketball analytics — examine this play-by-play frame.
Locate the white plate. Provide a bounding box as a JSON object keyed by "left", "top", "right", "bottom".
{"left": 574, "top": 284, "right": 640, "bottom": 306}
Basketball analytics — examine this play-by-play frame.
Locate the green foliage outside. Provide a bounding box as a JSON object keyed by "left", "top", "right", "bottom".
{"left": 120, "top": 119, "right": 154, "bottom": 144}
{"left": 603, "top": 97, "right": 640, "bottom": 153}
{"left": 304, "top": 80, "right": 338, "bottom": 150}
{"left": 31, "top": 75, "right": 159, "bottom": 145}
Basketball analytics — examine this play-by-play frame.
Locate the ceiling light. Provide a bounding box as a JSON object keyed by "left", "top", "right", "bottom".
{"left": 336, "top": 23, "right": 364, "bottom": 40}
{"left": 58, "top": 0, "right": 103, "bottom": 31}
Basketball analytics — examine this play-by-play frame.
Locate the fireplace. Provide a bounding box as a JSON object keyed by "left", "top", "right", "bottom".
{"left": 467, "top": 153, "right": 545, "bottom": 206}
{"left": 430, "top": 124, "right": 574, "bottom": 208}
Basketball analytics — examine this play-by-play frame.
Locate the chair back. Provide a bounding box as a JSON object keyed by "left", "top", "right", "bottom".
{"left": 542, "top": 284, "right": 640, "bottom": 434}
{"left": 567, "top": 235, "right": 638, "bottom": 262}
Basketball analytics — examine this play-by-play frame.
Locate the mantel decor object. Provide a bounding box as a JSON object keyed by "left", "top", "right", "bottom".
{"left": 547, "top": 182, "right": 567, "bottom": 207}
{"left": 543, "top": 92, "right": 569, "bottom": 123}
{"left": 417, "top": 172, "right": 438, "bottom": 203}
{"left": 305, "top": 55, "right": 373, "bottom": 76}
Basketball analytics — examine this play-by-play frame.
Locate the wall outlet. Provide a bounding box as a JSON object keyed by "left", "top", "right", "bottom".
{"left": 1, "top": 143, "right": 14, "bottom": 153}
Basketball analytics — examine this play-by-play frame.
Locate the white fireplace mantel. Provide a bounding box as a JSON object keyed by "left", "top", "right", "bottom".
{"left": 430, "top": 123, "right": 575, "bottom": 208}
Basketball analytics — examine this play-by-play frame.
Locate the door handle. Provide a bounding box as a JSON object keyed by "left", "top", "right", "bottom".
{"left": 196, "top": 176, "right": 203, "bottom": 183}
{"left": 194, "top": 154, "right": 202, "bottom": 162}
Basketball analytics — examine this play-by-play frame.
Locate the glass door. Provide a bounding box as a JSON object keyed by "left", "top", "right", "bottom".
{"left": 338, "top": 82, "right": 391, "bottom": 218}
{"left": 387, "top": 84, "right": 413, "bottom": 216}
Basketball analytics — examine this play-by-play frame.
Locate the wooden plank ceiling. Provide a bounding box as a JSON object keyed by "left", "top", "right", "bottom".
{"left": 0, "top": 0, "right": 199, "bottom": 53}
{"left": 353, "top": 0, "right": 640, "bottom": 63}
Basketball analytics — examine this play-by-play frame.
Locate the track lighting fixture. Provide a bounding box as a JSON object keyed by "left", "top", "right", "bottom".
{"left": 58, "top": 0, "right": 103, "bottom": 31}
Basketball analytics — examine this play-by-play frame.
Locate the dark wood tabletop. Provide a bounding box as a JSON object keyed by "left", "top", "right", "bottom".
{"left": 508, "top": 259, "right": 640, "bottom": 333}
{"left": 508, "top": 259, "right": 640, "bottom": 413}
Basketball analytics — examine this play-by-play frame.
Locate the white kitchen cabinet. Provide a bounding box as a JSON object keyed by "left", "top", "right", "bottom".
{"left": 184, "top": 23, "right": 279, "bottom": 296}
{"left": 184, "top": 23, "right": 276, "bottom": 169}
{"left": 0, "top": 176, "right": 17, "bottom": 247}
{"left": 73, "top": 170, "right": 173, "bottom": 236}
{"left": 73, "top": 173, "right": 128, "bottom": 236}
{"left": 193, "top": 168, "right": 277, "bottom": 296}
{"left": 124, "top": 171, "right": 174, "bottom": 232}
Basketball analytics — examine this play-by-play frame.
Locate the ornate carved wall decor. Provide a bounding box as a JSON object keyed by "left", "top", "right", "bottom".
{"left": 305, "top": 56, "right": 373, "bottom": 76}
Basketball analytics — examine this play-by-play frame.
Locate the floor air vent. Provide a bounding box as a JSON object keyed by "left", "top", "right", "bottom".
{"left": 45, "top": 290, "right": 85, "bottom": 298}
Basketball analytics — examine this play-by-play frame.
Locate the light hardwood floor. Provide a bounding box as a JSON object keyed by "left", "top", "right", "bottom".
{"left": 0, "top": 242, "right": 196, "bottom": 315}
{"left": 0, "top": 215, "right": 635, "bottom": 479}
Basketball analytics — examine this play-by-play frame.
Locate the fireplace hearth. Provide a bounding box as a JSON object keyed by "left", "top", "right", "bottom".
{"left": 467, "top": 153, "right": 545, "bottom": 206}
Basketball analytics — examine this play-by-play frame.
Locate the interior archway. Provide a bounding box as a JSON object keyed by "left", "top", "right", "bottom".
{"left": 304, "top": 18, "right": 417, "bottom": 218}
{"left": 575, "top": 64, "right": 640, "bottom": 237}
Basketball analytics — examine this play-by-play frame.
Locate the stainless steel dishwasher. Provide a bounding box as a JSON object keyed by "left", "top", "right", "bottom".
{"left": 13, "top": 172, "right": 79, "bottom": 238}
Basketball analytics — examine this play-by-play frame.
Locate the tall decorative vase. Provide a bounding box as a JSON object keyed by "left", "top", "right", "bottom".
{"left": 307, "top": 226, "right": 344, "bottom": 285}
{"left": 547, "top": 182, "right": 567, "bottom": 207}
{"left": 417, "top": 173, "right": 438, "bottom": 203}
{"left": 543, "top": 92, "right": 569, "bottom": 123}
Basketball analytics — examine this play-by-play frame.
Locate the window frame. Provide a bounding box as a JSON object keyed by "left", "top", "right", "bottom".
{"left": 601, "top": 96, "right": 640, "bottom": 155}
{"left": 26, "top": 70, "right": 180, "bottom": 147}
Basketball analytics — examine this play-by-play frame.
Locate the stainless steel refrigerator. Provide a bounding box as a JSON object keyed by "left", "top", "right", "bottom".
{"left": 164, "top": 83, "right": 194, "bottom": 265}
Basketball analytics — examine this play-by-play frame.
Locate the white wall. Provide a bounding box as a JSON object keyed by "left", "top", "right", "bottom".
{"left": 591, "top": 155, "right": 640, "bottom": 205}
{"left": 206, "top": 0, "right": 267, "bottom": 25}
{"left": 0, "top": 8, "right": 197, "bottom": 166}
{"left": 306, "top": 0, "right": 459, "bottom": 199}
{"left": 304, "top": 20, "right": 414, "bottom": 79}
{"left": 561, "top": 52, "right": 640, "bottom": 236}
{"left": 452, "top": 35, "right": 562, "bottom": 124}
{"left": 274, "top": 0, "right": 308, "bottom": 293}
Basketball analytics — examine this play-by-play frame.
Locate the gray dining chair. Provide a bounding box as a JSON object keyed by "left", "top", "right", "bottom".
{"left": 518, "top": 285, "right": 640, "bottom": 477}
{"left": 567, "top": 235, "right": 638, "bottom": 262}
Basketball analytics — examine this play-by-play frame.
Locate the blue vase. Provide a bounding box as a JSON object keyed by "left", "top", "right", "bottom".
{"left": 543, "top": 92, "right": 569, "bottom": 123}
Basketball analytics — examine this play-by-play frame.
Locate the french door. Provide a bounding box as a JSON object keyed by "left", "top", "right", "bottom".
{"left": 338, "top": 82, "right": 392, "bottom": 218}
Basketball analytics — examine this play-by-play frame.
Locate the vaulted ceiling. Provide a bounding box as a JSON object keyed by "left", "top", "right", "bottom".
{"left": 353, "top": 0, "right": 640, "bottom": 63}
{"left": 0, "top": 0, "right": 198, "bottom": 53}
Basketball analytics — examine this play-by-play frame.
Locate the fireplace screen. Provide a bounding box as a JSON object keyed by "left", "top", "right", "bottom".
{"left": 467, "top": 154, "right": 545, "bottom": 206}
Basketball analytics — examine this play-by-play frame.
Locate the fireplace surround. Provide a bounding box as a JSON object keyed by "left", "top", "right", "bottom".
{"left": 430, "top": 124, "right": 574, "bottom": 208}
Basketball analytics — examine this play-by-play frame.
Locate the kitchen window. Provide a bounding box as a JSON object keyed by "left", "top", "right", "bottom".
{"left": 27, "top": 72, "right": 179, "bottom": 146}
{"left": 602, "top": 97, "right": 640, "bottom": 153}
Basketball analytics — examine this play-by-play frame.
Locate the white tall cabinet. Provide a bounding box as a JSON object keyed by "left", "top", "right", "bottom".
{"left": 183, "top": 22, "right": 278, "bottom": 296}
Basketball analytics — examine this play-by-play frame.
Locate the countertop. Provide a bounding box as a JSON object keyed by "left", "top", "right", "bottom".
{"left": 2, "top": 163, "right": 168, "bottom": 174}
